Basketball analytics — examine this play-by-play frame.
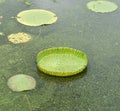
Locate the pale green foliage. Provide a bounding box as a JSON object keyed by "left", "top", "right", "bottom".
{"left": 87, "top": 0, "right": 118, "bottom": 13}
{"left": 17, "top": 9, "right": 58, "bottom": 26}
{"left": 24, "top": 1, "right": 32, "bottom": 6}
{"left": 0, "top": 0, "right": 5, "bottom": 3}
{"left": 7, "top": 74, "right": 36, "bottom": 91}
{"left": 0, "top": 32, "right": 4, "bottom": 36}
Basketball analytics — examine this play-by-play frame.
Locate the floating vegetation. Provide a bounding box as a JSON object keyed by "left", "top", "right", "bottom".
{"left": 0, "top": 16, "right": 3, "bottom": 24}
{"left": 87, "top": 0, "right": 118, "bottom": 13}
{"left": 24, "top": 1, "right": 32, "bottom": 6}
{"left": 36, "top": 47, "right": 88, "bottom": 77}
{"left": 16, "top": 9, "right": 58, "bottom": 26}
{"left": 7, "top": 74, "right": 36, "bottom": 92}
{"left": 0, "top": 0, "right": 5, "bottom": 3}
{"left": 0, "top": 32, "right": 4, "bottom": 36}
{"left": 53, "top": 0, "right": 57, "bottom": 3}
{"left": 8, "top": 32, "right": 31, "bottom": 44}
{"left": 0, "top": 16, "right": 3, "bottom": 19}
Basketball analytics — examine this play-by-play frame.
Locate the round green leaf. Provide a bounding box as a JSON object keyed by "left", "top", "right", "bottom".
{"left": 36, "top": 47, "right": 88, "bottom": 77}
{"left": 0, "top": 0, "right": 5, "bottom": 3}
{"left": 87, "top": 0, "right": 118, "bottom": 13}
{"left": 7, "top": 74, "right": 36, "bottom": 92}
{"left": 16, "top": 9, "right": 58, "bottom": 26}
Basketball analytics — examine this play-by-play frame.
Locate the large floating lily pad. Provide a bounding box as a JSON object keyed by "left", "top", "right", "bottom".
{"left": 8, "top": 32, "right": 31, "bottom": 44}
{"left": 36, "top": 47, "right": 88, "bottom": 77}
{"left": 87, "top": 0, "right": 118, "bottom": 13}
{"left": 7, "top": 74, "right": 36, "bottom": 92}
{"left": 16, "top": 9, "right": 58, "bottom": 26}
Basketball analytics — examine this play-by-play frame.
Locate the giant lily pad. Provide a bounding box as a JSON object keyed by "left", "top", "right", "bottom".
{"left": 16, "top": 9, "right": 58, "bottom": 26}
{"left": 87, "top": 0, "right": 118, "bottom": 13}
{"left": 8, "top": 32, "right": 31, "bottom": 44}
{"left": 36, "top": 47, "right": 88, "bottom": 77}
{"left": 7, "top": 74, "right": 36, "bottom": 92}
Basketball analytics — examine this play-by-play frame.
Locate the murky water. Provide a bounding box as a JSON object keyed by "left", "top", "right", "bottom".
{"left": 0, "top": 0, "right": 120, "bottom": 111}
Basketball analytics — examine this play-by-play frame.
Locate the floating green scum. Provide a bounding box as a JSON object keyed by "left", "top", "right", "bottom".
{"left": 87, "top": 0, "right": 118, "bottom": 13}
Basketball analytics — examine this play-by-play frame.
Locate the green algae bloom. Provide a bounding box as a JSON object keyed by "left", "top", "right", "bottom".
{"left": 7, "top": 74, "right": 36, "bottom": 92}
{"left": 87, "top": 0, "right": 118, "bottom": 13}
{"left": 16, "top": 9, "right": 58, "bottom": 26}
{"left": 36, "top": 47, "right": 88, "bottom": 77}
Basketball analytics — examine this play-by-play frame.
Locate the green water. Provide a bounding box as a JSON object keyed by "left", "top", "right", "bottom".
{"left": 0, "top": 0, "right": 120, "bottom": 111}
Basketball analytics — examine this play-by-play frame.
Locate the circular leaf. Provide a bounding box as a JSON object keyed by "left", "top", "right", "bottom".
{"left": 0, "top": 0, "right": 5, "bottom": 3}
{"left": 7, "top": 74, "right": 36, "bottom": 92}
{"left": 87, "top": 1, "right": 118, "bottom": 13}
{"left": 16, "top": 9, "right": 58, "bottom": 26}
{"left": 36, "top": 47, "right": 88, "bottom": 77}
{"left": 8, "top": 32, "right": 31, "bottom": 44}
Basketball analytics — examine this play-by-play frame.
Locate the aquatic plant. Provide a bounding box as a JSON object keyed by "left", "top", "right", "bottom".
{"left": 0, "top": 16, "right": 3, "bottom": 19}
{"left": 8, "top": 32, "right": 31, "bottom": 44}
{"left": 0, "top": 16, "right": 3, "bottom": 24}
{"left": 0, "top": 32, "right": 4, "bottom": 36}
{"left": 87, "top": 0, "right": 118, "bottom": 13}
{"left": 0, "top": 0, "right": 5, "bottom": 3}
{"left": 24, "top": 1, "right": 32, "bottom": 6}
{"left": 36, "top": 47, "right": 88, "bottom": 76}
{"left": 16, "top": 9, "right": 58, "bottom": 26}
{"left": 7, "top": 74, "right": 36, "bottom": 92}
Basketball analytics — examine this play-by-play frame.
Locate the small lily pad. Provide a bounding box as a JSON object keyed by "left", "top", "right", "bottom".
{"left": 87, "top": 0, "right": 118, "bottom": 13}
{"left": 7, "top": 74, "right": 36, "bottom": 92}
{"left": 0, "top": 16, "right": 3, "bottom": 25}
{"left": 0, "top": 0, "right": 5, "bottom": 3}
{"left": 24, "top": 1, "right": 32, "bottom": 6}
{"left": 0, "top": 32, "right": 5, "bottom": 36}
{"left": 16, "top": 9, "right": 58, "bottom": 26}
{"left": 8, "top": 32, "right": 31, "bottom": 44}
{"left": 0, "top": 16, "right": 3, "bottom": 19}
{"left": 36, "top": 47, "right": 88, "bottom": 77}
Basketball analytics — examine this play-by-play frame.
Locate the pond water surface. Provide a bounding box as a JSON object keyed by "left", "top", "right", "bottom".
{"left": 0, "top": 0, "right": 120, "bottom": 111}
